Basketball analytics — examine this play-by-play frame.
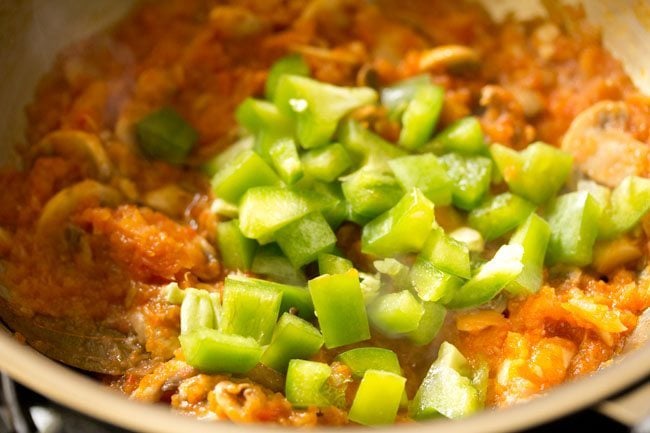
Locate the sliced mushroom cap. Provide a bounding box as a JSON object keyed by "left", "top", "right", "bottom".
{"left": 36, "top": 180, "right": 123, "bottom": 250}
{"left": 142, "top": 184, "right": 193, "bottom": 219}
{"left": 31, "top": 130, "right": 113, "bottom": 181}
{"left": 417, "top": 45, "right": 480, "bottom": 74}
{"left": 562, "top": 100, "right": 650, "bottom": 188}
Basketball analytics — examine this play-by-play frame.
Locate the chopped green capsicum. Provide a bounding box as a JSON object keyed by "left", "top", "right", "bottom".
{"left": 180, "top": 328, "right": 262, "bottom": 374}
{"left": 388, "top": 153, "right": 452, "bottom": 205}
{"left": 136, "top": 107, "right": 198, "bottom": 164}
{"left": 261, "top": 313, "right": 323, "bottom": 372}
{"left": 276, "top": 212, "right": 337, "bottom": 268}
{"left": 468, "top": 192, "right": 535, "bottom": 241}
{"left": 349, "top": 370, "right": 406, "bottom": 425}
{"left": 274, "top": 75, "right": 377, "bottom": 149}
{"left": 211, "top": 150, "right": 280, "bottom": 204}
{"left": 361, "top": 188, "right": 435, "bottom": 257}
{"left": 368, "top": 290, "right": 425, "bottom": 334}
{"left": 440, "top": 153, "right": 492, "bottom": 210}
{"left": 506, "top": 213, "right": 550, "bottom": 295}
{"left": 308, "top": 269, "right": 370, "bottom": 348}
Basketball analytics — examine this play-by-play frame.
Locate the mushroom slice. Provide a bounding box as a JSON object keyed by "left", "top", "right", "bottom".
{"left": 32, "top": 130, "right": 112, "bottom": 181}
{"left": 142, "top": 184, "right": 193, "bottom": 219}
{"left": 417, "top": 45, "right": 480, "bottom": 74}
{"left": 36, "top": 180, "right": 123, "bottom": 249}
{"left": 562, "top": 101, "right": 650, "bottom": 188}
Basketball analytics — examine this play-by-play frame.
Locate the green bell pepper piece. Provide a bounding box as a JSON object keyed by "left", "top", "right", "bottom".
{"left": 266, "top": 54, "right": 309, "bottom": 100}
{"left": 238, "top": 186, "right": 317, "bottom": 239}
{"left": 341, "top": 169, "right": 404, "bottom": 220}
{"left": 440, "top": 153, "right": 492, "bottom": 210}
{"left": 546, "top": 191, "right": 601, "bottom": 266}
{"left": 293, "top": 179, "right": 347, "bottom": 229}
{"left": 361, "top": 188, "right": 435, "bottom": 257}
{"left": 225, "top": 273, "right": 314, "bottom": 321}
{"left": 251, "top": 244, "right": 307, "bottom": 286}
{"left": 216, "top": 219, "right": 257, "bottom": 271}
{"left": 398, "top": 83, "right": 445, "bottom": 150}
{"left": 349, "top": 370, "right": 406, "bottom": 426}
{"left": 336, "top": 347, "right": 402, "bottom": 378}
{"left": 308, "top": 269, "right": 370, "bottom": 348}
{"left": 220, "top": 275, "right": 282, "bottom": 344}
{"left": 268, "top": 137, "right": 303, "bottom": 185}
{"left": 261, "top": 313, "right": 323, "bottom": 372}
{"left": 285, "top": 359, "right": 332, "bottom": 408}
{"left": 211, "top": 150, "right": 280, "bottom": 204}
{"left": 410, "top": 342, "right": 481, "bottom": 420}
{"left": 490, "top": 142, "right": 573, "bottom": 204}
{"left": 420, "top": 227, "right": 471, "bottom": 279}
{"left": 472, "top": 360, "right": 489, "bottom": 408}
{"left": 506, "top": 213, "right": 550, "bottom": 295}
{"left": 406, "top": 301, "right": 446, "bottom": 345}
{"left": 235, "top": 98, "right": 292, "bottom": 135}
{"left": 301, "top": 142, "right": 352, "bottom": 182}
{"left": 368, "top": 290, "right": 425, "bottom": 334}
{"left": 433, "top": 117, "right": 486, "bottom": 155}
{"left": 276, "top": 212, "right": 337, "bottom": 268}
{"left": 180, "top": 328, "right": 262, "bottom": 374}
{"left": 599, "top": 176, "right": 650, "bottom": 239}
{"left": 381, "top": 74, "right": 432, "bottom": 115}
{"left": 180, "top": 288, "right": 217, "bottom": 335}
{"left": 201, "top": 136, "right": 253, "bottom": 177}
{"left": 318, "top": 253, "right": 353, "bottom": 275}
{"left": 410, "top": 257, "right": 463, "bottom": 303}
{"left": 577, "top": 179, "right": 610, "bottom": 209}
{"left": 338, "top": 119, "right": 406, "bottom": 170}
{"left": 135, "top": 107, "right": 198, "bottom": 164}
{"left": 163, "top": 282, "right": 185, "bottom": 305}
{"left": 446, "top": 244, "right": 524, "bottom": 309}
{"left": 468, "top": 192, "right": 535, "bottom": 241}
{"left": 388, "top": 153, "right": 452, "bottom": 205}
{"left": 274, "top": 75, "right": 377, "bottom": 149}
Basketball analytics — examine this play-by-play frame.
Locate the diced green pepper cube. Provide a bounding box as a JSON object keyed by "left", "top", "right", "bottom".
{"left": 285, "top": 359, "right": 332, "bottom": 408}
{"left": 180, "top": 289, "right": 216, "bottom": 335}
{"left": 251, "top": 244, "right": 307, "bottom": 286}
{"left": 546, "top": 191, "right": 601, "bottom": 266}
{"left": 301, "top": 142, "right": 352, "bottom": 182}
{"left": 276, "top": 212, "right": 337, "bottom": 268}
{"left": 274, "top": 75, "right": 377, "bottom": 149}
{"left": 440, "top": 153, "right": 492, "bottom": 210}
{"left": 368, "top": 290, "right": 425, "bottom": 334}
{"left": 212, "top": 150, "right": 280, "bottom": 204}
{"left": 433, "top": 117, "right": 486, "bottom": 155}
{"left": 225, "top": 273, "right": 314, "bottom": 321}
{"left": 135, "top": 107, "right": 198, "bottom": 164}
{"left": 398, "top": 84, "right": 445, "bottom": 150}
{"left": 293, "top": 179, "right": 347, "bottom": 229}
{"left": 341, "top": 170, "right": 404, "bottom": 220}
{"left": 235, "top": 98, "right": 292, "bottom": 135}
{"left": 338, "top": 120, "right": 406, "bottom": 170}
{"left": 201, "top": 136, "right": 253, "bottom": 177}
{"left": 268, "top": 137, "right": 303, "bottom": 185}
{"left": 381, "top": 74, "right": 432, "bottom": 114}
{"left": 261, "top": 313, "right": 323, "bottom": 372}
{"left": 491, "top": 142, "right": 573, "bottom": 204}
{"left": 410, "top": 258, "right": 463, "bottom": 303}
{"left": 238, "top": 186, "right": 317, "bottom": 239}
{"left": 220, "top": 275, "right": 283, "bottom": 344}
{"left": 468, "top": 192, "right": 535, "bottom": 241}
{"left": 216, "top": 219, "right": 257, "bottom": 271}
{"left": 506, "top": 213, "right": 550, "bottom": 295}
{"left": 406, "top": 302, "right": 446, "bottom": 345}
{"left": 308, "top": 269, "right": 370, "bottom": 348}
{"left": 361, "top": 188, "right": 435, "bottom": 257}
{"left": 349, "top": 370, "right": 406, "bottom": 425}
{"left": 388, "top": 153, "right": 452, "bottom": 205}
{"left": 420, "top": 227, "right": 471, "bottom": 279}
{"left": 577, "top": 180, "right": 610, "bottom": 210}
{"left": 336, "top": 347, "right": 402, "bottom": 378}
{"left": 472, "top": 360, "right": 489, "bottom": 408}
{"left": 410, "top": 342, "right": 481, "bottom": 420}
{"left": 180, "top": 328, "right": 262, "bottom": 374}
{"left": 265, "top": 54, "right": 310, "bottom": 101}
{"left": 446, "top": 244, "right": 523, "bottom": 309}
{"left": 436, "top": 341, "right": 472, "bottom": 376}
{"left": 163, "top": 282, "right": 185, "bottom": 305}
{"left": 599, "top": 176, "right": 650, "bottom": 239}
{"left": 318, "top": 253, "right": 353, "bottom": 275}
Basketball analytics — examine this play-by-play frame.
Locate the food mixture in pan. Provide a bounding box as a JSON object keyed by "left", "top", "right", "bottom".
{"left": 1, "top": 0, "right": 650, "bottom": 426}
